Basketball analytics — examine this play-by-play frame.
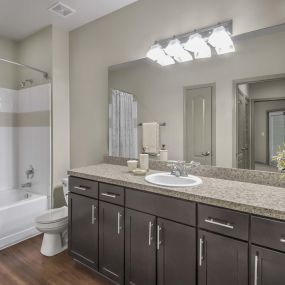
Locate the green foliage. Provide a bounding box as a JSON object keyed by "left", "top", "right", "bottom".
{"left": 272, "top": 143, "right": 285, "bottom": 178}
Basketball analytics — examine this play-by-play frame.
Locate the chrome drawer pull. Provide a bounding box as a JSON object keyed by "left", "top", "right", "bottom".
{"left": 157, "top": 225, "right": 162, "bottom": 250}
{"left": 204, "top": 218, "right": 234, "bottom": 229}
{"left": 254, "top": 254, "right": 258, "bottom": 285}
{"left": 199, "top": 237, "right": 204, "bottom": 266}
{"left": 101, "top": 193, "right": 117, "bottom": 199}
{"left": 148, "top": 221, "right": 153, "bottom": 246}
{"left": 280, "top": 238, "right": 285, "bottom": 243}
{"left": 117, "top": 212, "right": 122, "bottom": 234}
{"left": 91, "top": 205, "right": 97, "bottom": 224}
{"left": 74, "top": 186, "right": 88, "bottom": 191}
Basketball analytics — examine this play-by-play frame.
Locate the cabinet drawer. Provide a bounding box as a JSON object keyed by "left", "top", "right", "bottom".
{"left": 198, "top": 204, "right": 249, "bottom": 240}
{"left": 252, "top": 216, "right": 285, "bottom": 252}
{"left": 99, "top": 183, "right": 125, "bottom": 206}
{"left": 125, "top": 188, "right": 196, "bottom": 226}
{"left": 69, "top": 176, "right": 98, "bottom": 199}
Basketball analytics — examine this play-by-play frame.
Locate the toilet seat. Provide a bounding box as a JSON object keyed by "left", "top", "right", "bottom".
{"left": 36, "top": 206, "right": 68, "bottom": 224}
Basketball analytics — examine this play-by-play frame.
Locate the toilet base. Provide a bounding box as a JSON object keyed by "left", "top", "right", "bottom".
{"left": 40, "top": 232, "right": 67, "bottom": 256}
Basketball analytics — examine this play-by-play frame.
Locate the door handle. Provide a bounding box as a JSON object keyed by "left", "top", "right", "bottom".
{"left": 117, "top": 212, "right": 122, "bottom": 234}
{"left": 148, "top": 221, "right": 153, "bottom": 246}
{"left": 74, "top": 186, "right": 89, "bottom": 191}
{"left": 91, "top": 205, "right": 97, "bottom": 224}
{"left": 204, "top": 218, "right": 234, "bottom": 229}
{"left": 201, "top": 151, "right": 210, "bottom": 157}
{"left": 101, "top": 193, "right": 117, "bottom": 199}
{"left": 199, "top": 237, "right": 204, "bottom": 266}
{"left": 157, "top": 225, "right": 162, "bottom": 250}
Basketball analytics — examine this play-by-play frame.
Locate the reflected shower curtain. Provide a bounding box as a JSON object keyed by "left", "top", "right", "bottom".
{"left": 109, "top": 89, "right": 138, "bottom": 158}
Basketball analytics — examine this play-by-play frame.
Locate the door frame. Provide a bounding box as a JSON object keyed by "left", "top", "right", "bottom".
{"left": 183, "top": 83, "right": 216, "bottom": 165}
{"left": 233, "top": 73, "right": 285, "bottom": 169}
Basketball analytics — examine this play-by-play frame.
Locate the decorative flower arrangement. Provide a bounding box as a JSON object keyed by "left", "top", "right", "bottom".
{"left": 272, "top": 143, "right": 285, "bottom": 178}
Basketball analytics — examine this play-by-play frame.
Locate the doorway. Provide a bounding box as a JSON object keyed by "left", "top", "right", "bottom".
{"left": 235, "top": 76, "right": 285, "bottom": 171}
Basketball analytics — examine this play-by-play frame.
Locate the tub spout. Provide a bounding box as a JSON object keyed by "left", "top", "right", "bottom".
{"left": 21, "top": 182, "right": 32, "bottom": 188}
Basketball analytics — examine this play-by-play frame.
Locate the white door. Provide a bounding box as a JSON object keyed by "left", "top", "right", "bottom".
{"left": 269, "top": 111, "right": 285, "bottom": 162}
{"left": 184, "top": 86, "right": 213, "bottom": 165}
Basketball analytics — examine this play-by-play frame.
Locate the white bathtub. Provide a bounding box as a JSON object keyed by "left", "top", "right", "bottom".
{"left": 0, "top": 189, "right": 47, "bottom": 250}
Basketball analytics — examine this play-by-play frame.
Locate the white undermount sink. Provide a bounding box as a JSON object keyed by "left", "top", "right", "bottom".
{"left": 145, "top": 172, "right": 202, "bottom": 187}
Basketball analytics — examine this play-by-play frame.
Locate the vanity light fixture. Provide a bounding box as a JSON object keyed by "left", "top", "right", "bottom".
{"left": 146, "top": 44, "right": 175, "bottom": 66}
{"left": 208, "top": 26, "right": 235, "bottom": 54}
{"left": 183, "top": 33, "right": 211, "bottom": 59}
{"left": 145, "top": 20, "right": 235, "bottom": 66}
{"left": 164, "top": 39, "right": 193, "bottom": 62}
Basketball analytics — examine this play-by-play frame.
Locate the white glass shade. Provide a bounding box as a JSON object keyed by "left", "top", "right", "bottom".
{"left": 164, "top": 39, "right": 193, "bottom": 62}
{"left": 146, "top": 44, "right": 175, "bottom": 66}
{"left": 183, "top": 33, "right": 211, "bottom": 59}
{"left": 208, "top": 26, "right": 235, "bottom": 55}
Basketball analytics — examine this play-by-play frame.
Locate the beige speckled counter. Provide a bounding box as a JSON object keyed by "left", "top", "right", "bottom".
{"left": 68, "top": 163, "right": 285, "bottom": 221}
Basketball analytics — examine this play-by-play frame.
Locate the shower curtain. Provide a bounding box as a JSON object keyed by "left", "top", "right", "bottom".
{"left": 109, "top": 89, "right": 138, "bottom": 158}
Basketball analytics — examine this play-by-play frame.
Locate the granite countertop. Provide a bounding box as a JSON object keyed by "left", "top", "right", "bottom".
{"left": 68, "top": 163, "right": 285, "bottom": 221}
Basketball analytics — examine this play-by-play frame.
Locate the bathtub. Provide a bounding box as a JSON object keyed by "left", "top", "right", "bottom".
{"left": 0, "top": 189, "right": 48, "bottom": 250}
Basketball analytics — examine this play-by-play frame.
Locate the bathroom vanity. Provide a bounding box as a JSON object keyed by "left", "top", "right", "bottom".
{"left": 68, "top": 164, "right": 285, "bottom": 285}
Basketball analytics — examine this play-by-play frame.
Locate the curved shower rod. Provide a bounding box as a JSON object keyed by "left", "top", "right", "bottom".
{"left": 0, "top": 57, "right": 49, "bottom": 79}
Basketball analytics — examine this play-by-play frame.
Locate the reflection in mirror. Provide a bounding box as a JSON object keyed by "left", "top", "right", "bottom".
{"left": 236, "top": 77, "right": 285, "bottom": 171}
{"left": 108, "top": 24, "right": 285, "bottom": 172}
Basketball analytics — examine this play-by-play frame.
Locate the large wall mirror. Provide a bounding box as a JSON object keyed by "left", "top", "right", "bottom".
{"left": 108, "top": 25, "right": 285, "bottom": 172}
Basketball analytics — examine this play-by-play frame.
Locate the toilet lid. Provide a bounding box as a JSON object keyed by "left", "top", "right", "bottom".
{"left": 36, "top": 206, "right": 68, "bottom": 224}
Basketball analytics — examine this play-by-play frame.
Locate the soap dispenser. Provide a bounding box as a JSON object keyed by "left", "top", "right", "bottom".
{"left": 139, "top": 147, "right": 149, "bottom": 171}
{"left": 160, "top": 144, "right": 168, "bottom": 161}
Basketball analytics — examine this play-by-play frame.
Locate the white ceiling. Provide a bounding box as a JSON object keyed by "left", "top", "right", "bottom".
{"left": 0, "top": 0, "right": 138, "bottom": 40}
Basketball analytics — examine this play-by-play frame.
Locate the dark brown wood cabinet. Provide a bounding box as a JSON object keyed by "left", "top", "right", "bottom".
{"left": 68, "top": 193, "right": 99, "bottom": 269}
{"left": 68, "top": 177, "right": 285, "bottom": 285}
{"left": 198, "top": 230, "right": 248, "bottom": 285}
{"left": 251, "top": 246, "right": 285, "bottom": 285}
{"left": 125, "top": 209, "right": 156, "bottom": 285}
{"left": 99, "top": 201, "right": 124, "bottom": 285}
{"left": 157, "top": 218, "right": 196, "bottom": 285}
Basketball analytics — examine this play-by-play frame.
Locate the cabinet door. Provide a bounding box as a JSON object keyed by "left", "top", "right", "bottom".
{"left": 251, "top": 246, "right": 285, "bottom": 285}
{"left": 125, "top": 209, "right": 156, "bottom": 285}
{"left": 157, "top": 218, "right": 196, "bottom": 285}
{"left": 68, "top": 193, "right": 99, "bottom": 269}
{"left": 198, "top": 230, "right": 248, "bottom": 285}
{"left": 99, "top": 201, "right": 124, "bottom": 284}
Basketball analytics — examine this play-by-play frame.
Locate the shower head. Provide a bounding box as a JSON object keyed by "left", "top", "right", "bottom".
{"left": 20, "top": 79, "right": 33, "bottom": 88}
{"left": 20, "top": 81, "right": 26, "bottom": 88}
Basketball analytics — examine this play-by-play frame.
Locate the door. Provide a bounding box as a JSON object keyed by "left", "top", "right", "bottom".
{"left": 68, "top": 193, "right": 99, "bottom": 269}
{"left": 184, "top": 86, "right": 213, "bottom": 165}
{"left": 157, "top": 218, "right": 196, "bottom": 285}
{"left": 237, "top": 90, "right": 250, "bottom": 169}
{"left": 125, "top": 209, "right": 156, "bottom": 285}
{"left": 251, "top": 246, "right": 285, "bottom": 285}
{"left": 198, "top": 230, "right": 248, "bottom": 285}
{"left": 99, "top": 201, "right": 124, "bottom": 284}
{"left": 269, "top": 111, "right": 285, "bottom": 163}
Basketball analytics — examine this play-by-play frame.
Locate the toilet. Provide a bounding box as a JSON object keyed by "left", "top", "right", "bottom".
{"left": 35, "top": 178, "right": 68, "bottom": 256}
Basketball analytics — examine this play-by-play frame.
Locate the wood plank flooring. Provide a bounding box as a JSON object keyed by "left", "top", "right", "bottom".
{"left": 0, "top": 235, "right": 112, "bottom": 285}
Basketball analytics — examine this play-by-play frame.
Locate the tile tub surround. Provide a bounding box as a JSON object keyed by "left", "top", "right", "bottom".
{"left": 103, "top": 155, "right": 285, "bottom": 188}
{"left": 69, "top": 163, "right": 285, "bottom": 221}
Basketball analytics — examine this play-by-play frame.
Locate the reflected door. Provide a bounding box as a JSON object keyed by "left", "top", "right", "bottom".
{"left": 269, "top": 111, "right": 285, "bottom": 162}
{"left": 184, "top": 86, "right": 212, "bottom": 165}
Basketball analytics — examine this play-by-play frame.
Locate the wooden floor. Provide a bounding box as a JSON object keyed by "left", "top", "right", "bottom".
{"left": 0, "top": 235, "right": 112, "bottom": 285}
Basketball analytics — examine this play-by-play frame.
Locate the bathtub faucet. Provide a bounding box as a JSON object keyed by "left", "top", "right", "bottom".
{"left": 21, "top": 182, "right": 32, "bottom": 188}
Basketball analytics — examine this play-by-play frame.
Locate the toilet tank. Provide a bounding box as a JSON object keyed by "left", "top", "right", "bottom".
{"left": 62, "top": 178, "right": 68, "bottom": 205}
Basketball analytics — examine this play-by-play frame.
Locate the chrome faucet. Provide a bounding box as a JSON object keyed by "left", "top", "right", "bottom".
{"left": 168, "top": 161, "right": 201, "bottom": 177}
{"left": 21, "top": 182, "right": 32, "bottom": 188}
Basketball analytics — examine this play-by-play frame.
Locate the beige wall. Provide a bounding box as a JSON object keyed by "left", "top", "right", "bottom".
{"left": 17, "top": 26, "right": 52, "bottom": 87}
{"left": 69, "top": 0, "right": 285, "bottom": 168}
{"left": 51, "top": 26, "right": 70, "bottom": 187}
{"left": 0, "top": 37, "right": 17, "bottom": 89}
